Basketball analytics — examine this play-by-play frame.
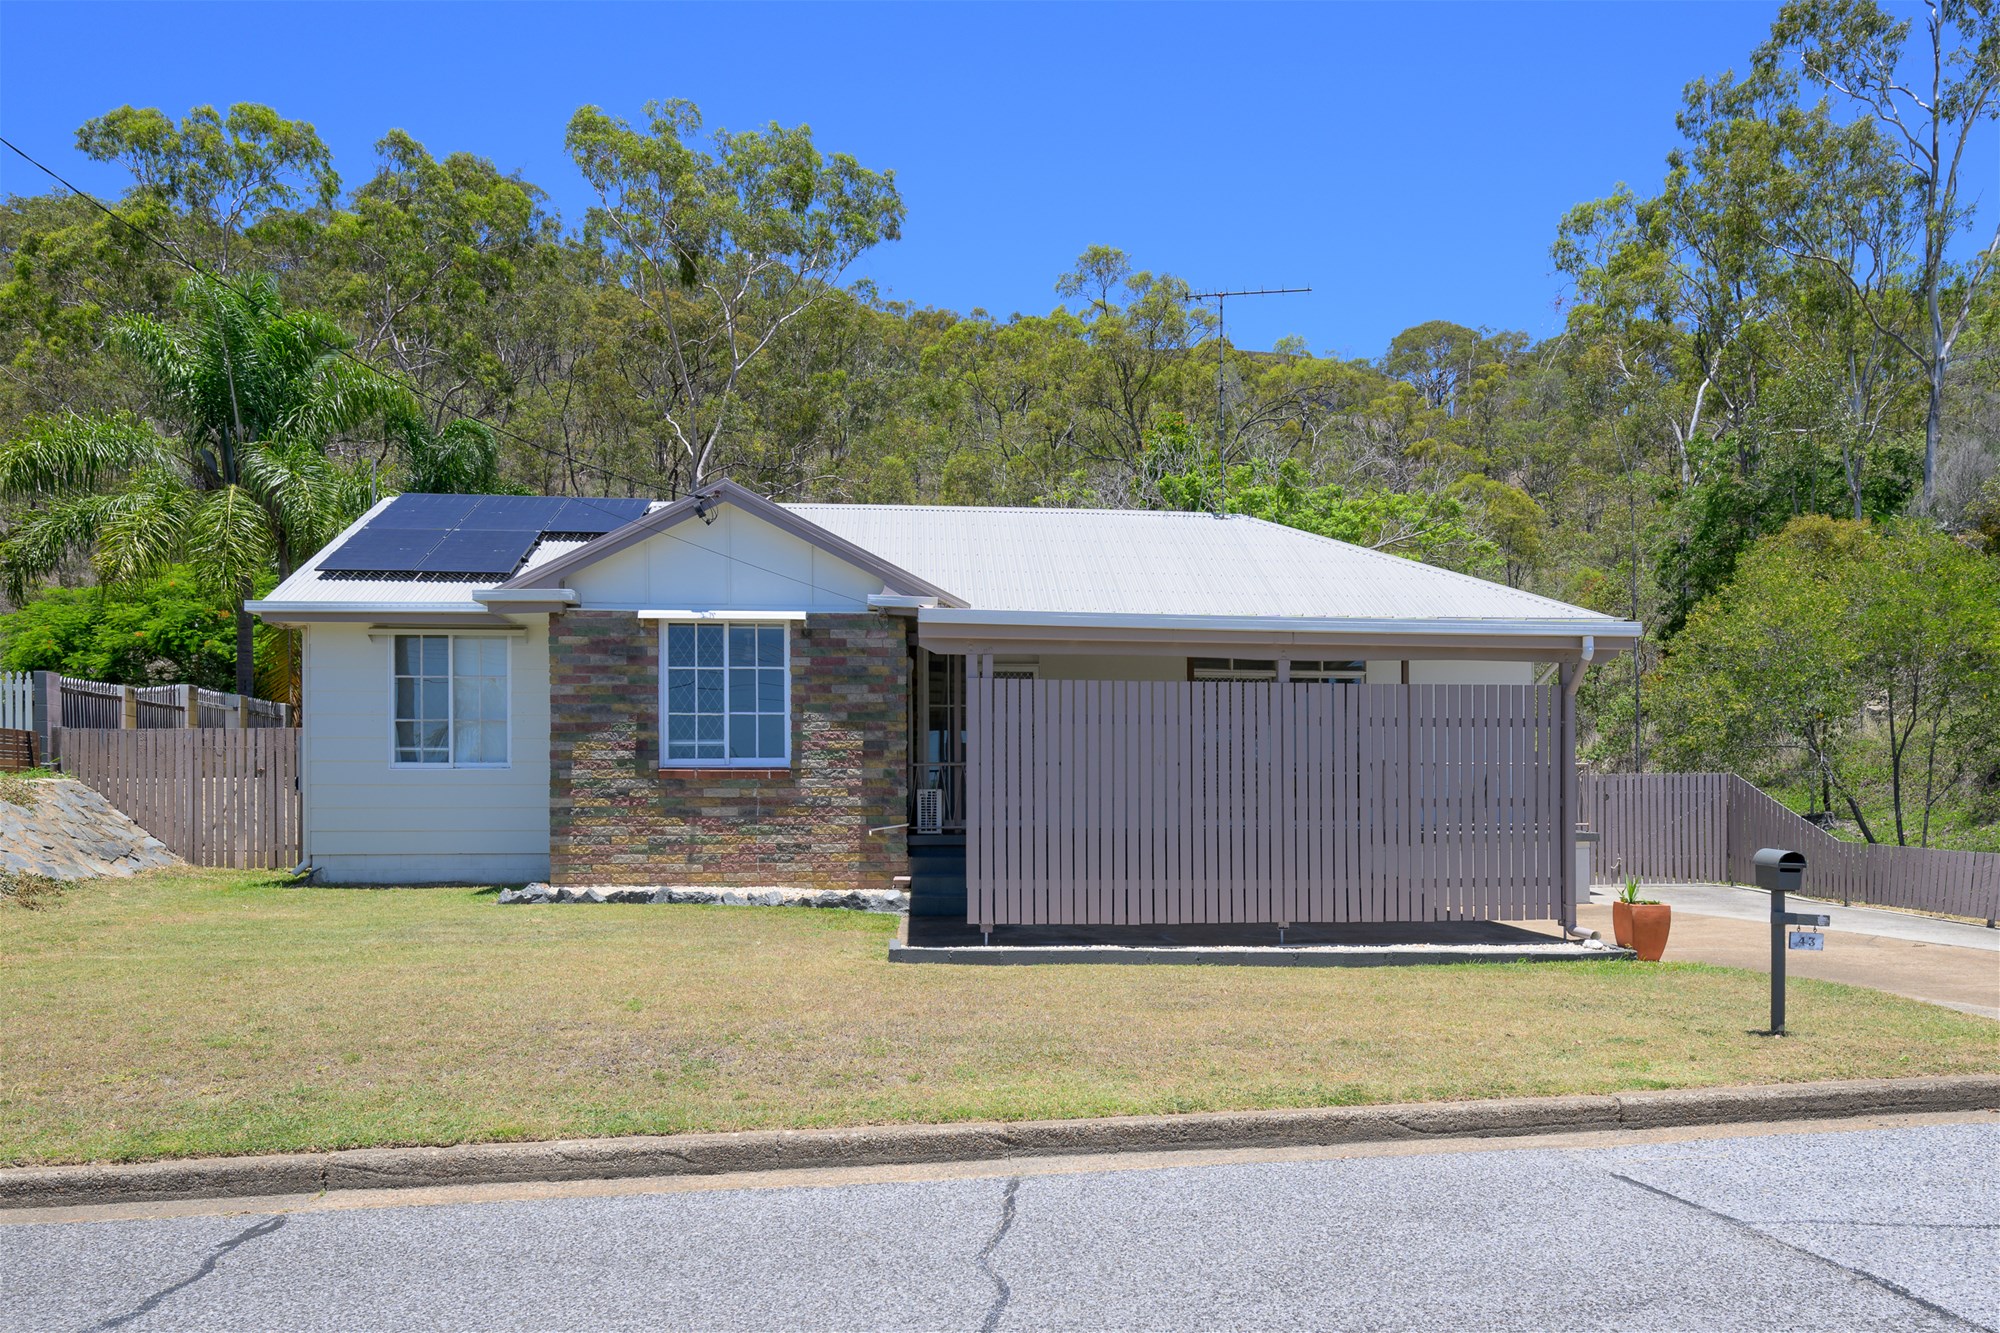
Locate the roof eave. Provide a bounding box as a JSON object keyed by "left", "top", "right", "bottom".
{"left": 914, "top": 609, "right": 1642, "bottom": 660}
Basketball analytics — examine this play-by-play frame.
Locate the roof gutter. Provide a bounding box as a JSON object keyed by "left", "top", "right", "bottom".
{"left": 916, "top": 609, "right": 1641, "bottom": 640}
{"left": 913, "top": 610, "right": 1639, "bottom": 661}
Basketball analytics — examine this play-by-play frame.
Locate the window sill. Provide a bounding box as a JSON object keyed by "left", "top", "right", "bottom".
{"left": 658, "top": 767, "right": 792, "bottom": 778}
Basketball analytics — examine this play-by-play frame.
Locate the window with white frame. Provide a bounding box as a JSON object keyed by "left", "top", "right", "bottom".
{"left": 661, "top": 622, "right": 790, "bottom": 766}
{"left": 392, "top": 634, "right": 510, "bottom": 766}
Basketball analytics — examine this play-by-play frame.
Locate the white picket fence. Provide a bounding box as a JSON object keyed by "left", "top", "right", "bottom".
{"left": 0, "top": 671, "right": 33, "bottom": 732}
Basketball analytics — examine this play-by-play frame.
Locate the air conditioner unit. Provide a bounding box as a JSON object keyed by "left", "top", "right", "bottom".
{"left": 915, "top": 787, "right": 944, "bottom": 835}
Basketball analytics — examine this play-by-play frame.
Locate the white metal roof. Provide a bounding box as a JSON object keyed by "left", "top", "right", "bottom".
{"left": 252, "top": 493, "right": 1633, "bottom": 635}
{"left": 786, "top": 503, "right": 1619, "bottom": 625}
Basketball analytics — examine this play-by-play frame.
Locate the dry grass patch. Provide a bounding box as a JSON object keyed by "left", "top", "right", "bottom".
{"left": 1, "top": 868, "right": 1994, "bottom": 1167}
{"left": 0, "top": 870, "right": 71, "bottom": 911}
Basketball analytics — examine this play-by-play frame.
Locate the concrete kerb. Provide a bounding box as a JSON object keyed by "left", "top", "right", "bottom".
{"left": 4, "top": 1075, "right": 1996, "bottom": 1212}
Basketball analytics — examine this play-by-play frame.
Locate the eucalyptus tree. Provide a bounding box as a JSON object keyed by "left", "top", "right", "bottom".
{"left": 1054, "top": 247, "right": 1210, "bottom": 491}
{"left": 565, "top": 98, "right": 904, "bottom": 492}
{"left": 1554, "top": 70, "right": 1795, "bottom": 490}
{"left": 1758, "top": 0, "right": 2000, "bottom": 511}
{"left": 0, "top": 274, "right": 404, "bottom": 693}
{"left": 321, "top": 131, "right": 553, "bottom": 414}
{"left": 75, "top": 102, "right": 339, "bottom": 277}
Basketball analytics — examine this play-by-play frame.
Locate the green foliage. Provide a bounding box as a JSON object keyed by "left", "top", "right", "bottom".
{"left": 564, "top": 97, "right": 904, "bottom": 486}
{"left": 0, "top": 570, "right": 241, "bottom": 688}
{"left": 1651, "top": 517, "right": 2000, "bottom": 845}
{"left": 1149, "top": 431, "right": 1503, "bottom": 574}
{"left": 1618, "top": 877, "right": 1658, "bottom": 906}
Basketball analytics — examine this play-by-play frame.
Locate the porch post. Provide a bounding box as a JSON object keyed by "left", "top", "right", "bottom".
{"left": 970, "top": 652, "right": 993, "bottom": 940}
{"left": 1558, "top": 658, "right": 1581, "bottom": 931}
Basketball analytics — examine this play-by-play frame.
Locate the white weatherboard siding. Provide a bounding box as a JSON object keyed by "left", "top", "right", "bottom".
{"left": 567, "top": 506, "right": 882, "bottom": 611}
{"left": 301, "top": 620, "right": 553, "bottom": 884}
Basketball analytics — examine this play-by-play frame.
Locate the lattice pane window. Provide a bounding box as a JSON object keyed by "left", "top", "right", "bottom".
{"left": 663, "top": 622, "right": 789, "bottom": 766}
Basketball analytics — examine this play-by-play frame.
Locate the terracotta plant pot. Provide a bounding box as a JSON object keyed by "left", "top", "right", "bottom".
{"left": 1612, "top": 901, "right": 1672, "bottom": 961}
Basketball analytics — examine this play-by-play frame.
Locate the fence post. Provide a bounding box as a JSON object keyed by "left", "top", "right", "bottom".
{"left": 231, "top": 693, "right": 248, "bottom": 729}
{"left": 120, "top": 685, "right": 139, "bottom": 730}
{"left": 181, "top": 684, "right": 199, "bottom": 728}
{"left": 30, "top": 671, "right": 51, "bottom": 767}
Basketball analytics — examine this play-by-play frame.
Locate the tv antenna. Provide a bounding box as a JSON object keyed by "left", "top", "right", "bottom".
{"left": 1187, "top": 285, "right": 1310, "bottom": 514}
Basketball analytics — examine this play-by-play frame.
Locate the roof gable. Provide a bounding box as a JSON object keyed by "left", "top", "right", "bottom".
{"left": 501, "top": 480, "right": 966, "bottom": 607}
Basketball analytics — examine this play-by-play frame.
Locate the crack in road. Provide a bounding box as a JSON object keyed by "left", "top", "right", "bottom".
{"left": 976, "top": 1177, "right": 1021, "bottom": 1333}
{"left": 81, "top": 1215, "right": 287, "bottom": 1332}
{"left": 1608, "top": 1173, "right": 1992, "bottom": 1332}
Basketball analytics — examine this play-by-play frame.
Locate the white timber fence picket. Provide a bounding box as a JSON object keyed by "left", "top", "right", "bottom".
{"left": 1582, "top": 772, "right": 2000, "bottom": 924}
{"left": 966, "top": 680, "right": 1570, "bottom": 927}
{"left": 0, "top": 671, "right": 34, "bottom": 731}
{"left": 56, "top": 728, "right": 299, "bottom": 870}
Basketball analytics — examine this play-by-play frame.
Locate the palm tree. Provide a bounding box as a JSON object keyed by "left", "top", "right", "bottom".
{"left": 0, "top": 274, "right": 408, "bottom": 694}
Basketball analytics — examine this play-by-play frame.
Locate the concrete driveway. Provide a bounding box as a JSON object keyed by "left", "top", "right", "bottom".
{"left": 1579, "top": 883, "right": 1999, "bottom": 1020}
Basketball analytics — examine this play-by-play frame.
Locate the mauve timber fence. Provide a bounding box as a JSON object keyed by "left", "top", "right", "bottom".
{"left": 967, "top": 680, "right": 1571, "bottom": 927}
{"left": 57, "top": 728, "right": 299, "bottom": 870}
{"left": 1582, "top": 772, "right": 2000, "bottom": 923}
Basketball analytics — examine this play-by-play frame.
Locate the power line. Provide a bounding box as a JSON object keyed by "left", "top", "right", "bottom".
{"left": 0, "top": 132, "right": 672, "bottom": 519}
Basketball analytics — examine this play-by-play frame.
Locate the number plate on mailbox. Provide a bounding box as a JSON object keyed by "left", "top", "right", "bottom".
{"left": 1789, "top": 930, "right": 1825, "bottom": 952}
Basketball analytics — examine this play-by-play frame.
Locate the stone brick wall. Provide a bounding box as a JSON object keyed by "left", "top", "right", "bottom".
{"left": 549, "top": 611, "right": 910, "bottom": 890}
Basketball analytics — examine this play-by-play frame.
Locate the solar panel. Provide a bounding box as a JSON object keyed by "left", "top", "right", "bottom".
{"left": 317, "top": 528, "right": 448, "bottom": 571}
{"left": 414, "top": 529, "right": 541, "bottom": 576}
{"left": 548, "top": 497, "right": 651, "bottom": 534}
{"left": 461, "top": 496, "right": 571, "bottom": 530}
{"left": 369, "top": 494, "right": 482, "bottom": 529}
{"left": 316, "top": 492, "right": 655, "bottom": 576}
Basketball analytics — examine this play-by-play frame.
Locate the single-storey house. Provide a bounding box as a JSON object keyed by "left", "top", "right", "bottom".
{"left": 247, "top": 481, "right": 1639, "bottom": 929}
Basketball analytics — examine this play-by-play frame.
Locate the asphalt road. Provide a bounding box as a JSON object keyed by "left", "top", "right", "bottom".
{"left": 6, "top": 1120, "right": 1996, "bottom": 1332}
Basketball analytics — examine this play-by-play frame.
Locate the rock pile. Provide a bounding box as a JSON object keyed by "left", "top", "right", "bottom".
{"left": 0, "top": 780, "right": 180, "bottom": 879}
{"left": 498, "top": 883, "right": 908, "bottom": 913}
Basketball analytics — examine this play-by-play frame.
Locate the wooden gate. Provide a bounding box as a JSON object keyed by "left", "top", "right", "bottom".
{"left": 58, "top": 728, "right": 300, "bottom": 869}
{"left": 966, "top": 680, "right": 1570, "bottom": 926}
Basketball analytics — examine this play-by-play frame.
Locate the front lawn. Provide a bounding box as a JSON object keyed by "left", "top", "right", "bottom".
{"left": 2, "top": 869, "right": 1994, "bottom": 1168}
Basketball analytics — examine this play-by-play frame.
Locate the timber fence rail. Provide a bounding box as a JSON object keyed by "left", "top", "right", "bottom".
{"left": 56, "top": 727, "right": 299, "bottom": 869}
{"left": 33, "top": 673, "right": 292, "bottom": 764}
{"left": 968, "top": 680, "right": 1570, "bottom": 928}
{"left": 1582, "top": 771, "right": 1999, "bottom": 923}
{"left": 55, "top": 676, "right": 292, "bottom": 731}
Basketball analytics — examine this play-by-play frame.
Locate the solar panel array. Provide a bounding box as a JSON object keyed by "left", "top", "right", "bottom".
{"left": 317, "top": 493, "right": 653, "bottom": 579}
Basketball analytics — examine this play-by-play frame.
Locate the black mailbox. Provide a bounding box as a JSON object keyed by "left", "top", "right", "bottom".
{"left": 1755, "top": 847, "right": 1815, "bottom": 1035}
{"left": 1753, "top": 847, "right": 1806, "bottom": 893}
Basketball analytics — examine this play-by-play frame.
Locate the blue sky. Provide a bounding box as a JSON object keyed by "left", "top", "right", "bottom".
{"left": 0, "top": 1, "right": 1920, "bottom": 358}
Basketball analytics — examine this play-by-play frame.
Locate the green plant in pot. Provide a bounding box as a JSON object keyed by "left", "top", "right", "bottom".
{"left": 1611, "top": 877, "right": 1671, "bottom": 961}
